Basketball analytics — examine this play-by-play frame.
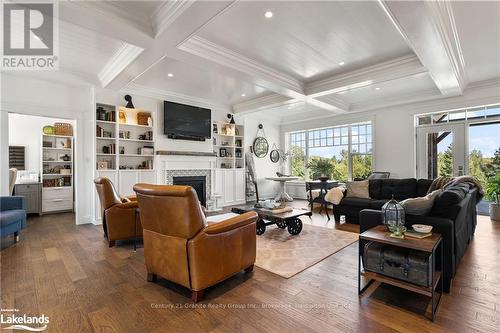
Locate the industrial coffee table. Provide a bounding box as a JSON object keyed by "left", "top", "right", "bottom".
{"left": 231, "top": 204, "right": 312, "bottom": 235}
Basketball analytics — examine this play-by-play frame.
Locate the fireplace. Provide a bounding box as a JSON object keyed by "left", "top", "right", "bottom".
{"left": 173, "top": 176, "right": 206, "bottom": 206}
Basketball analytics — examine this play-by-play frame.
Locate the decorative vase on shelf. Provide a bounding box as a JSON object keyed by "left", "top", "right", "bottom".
{"left": 382, "top": 196, "right": 406, "bottom": 237}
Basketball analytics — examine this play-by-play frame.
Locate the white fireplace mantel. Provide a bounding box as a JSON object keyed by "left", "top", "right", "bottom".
{"left": 156, "top": 154, "right": 216, "bottom": 171}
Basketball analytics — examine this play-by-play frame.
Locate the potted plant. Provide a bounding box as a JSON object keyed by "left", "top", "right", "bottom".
{"left": 486, "top": 173, "right": 500, "bottom": 221}
{"left": 307, "top": 157, "right": 333, "bottom": 181}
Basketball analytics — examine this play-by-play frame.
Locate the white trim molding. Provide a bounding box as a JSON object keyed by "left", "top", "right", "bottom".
{"left": 305, "top": 54, "right": 426, "bottom": 97}
{"left": 178, "top": 35, "right": 304, "bottom": 95}
{"left": 124, "top": 82, "right": 231, "bottom": 112}
{"left": 233, "top": 93, "right": 293, "bottom": 114}
{"left": 152, "top": 0, "right": 195, "bottom": 38}
{"left": 98, "top": 44, "right": 144, "bottom": 88}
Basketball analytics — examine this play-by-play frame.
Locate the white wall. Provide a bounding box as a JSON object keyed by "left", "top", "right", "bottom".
{"left": 281, "top": 80, "right": 500, "bottom": 179}
{"left": 244, "top": 116, "right": 282, "bottom": 199}
{"left": 8, "top": 114, "right": 76, "bottom": 174}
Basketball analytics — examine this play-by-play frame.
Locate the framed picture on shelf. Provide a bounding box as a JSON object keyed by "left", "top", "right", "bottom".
{"left": 235, "top": 139, "right": 242, "bottom": 147}
{"left": 97, "top": 161, "right": 108, "bottom": 170}
{"left": 212, "top": 123, "right": 218, "bottom": 134}
{"left": 56, "top": 138, "right": 68, "bottom": 148}
{"left": 219, "top": 148, "right": 226, "bottom": 157}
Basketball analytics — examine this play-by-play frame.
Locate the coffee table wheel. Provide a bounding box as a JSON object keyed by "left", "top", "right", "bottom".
{"left": 287, "top": 218, "right": 303, "bottom": 235}
{"left": 256, "top": 220, "right": 266, "bottom": 235}
{"left": 276, "top": 219, "right": 287, "bottom": 229}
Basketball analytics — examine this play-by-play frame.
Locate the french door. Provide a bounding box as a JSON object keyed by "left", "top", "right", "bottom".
{"left": 416, "top": 124, "right": 466, "bottom": 179}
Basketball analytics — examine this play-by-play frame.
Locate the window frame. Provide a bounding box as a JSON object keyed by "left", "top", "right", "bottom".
{"left": 287, "top": 121, "right": 374, "bottom": 181}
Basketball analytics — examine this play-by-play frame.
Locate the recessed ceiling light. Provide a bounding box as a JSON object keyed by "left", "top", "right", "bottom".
{"left": 241, "top": 93, "right": 246, "bottom": 97}
{"left": 264, "top": 11, "right": 273, "bottom": 18}
{"left": 338, "top": 61, "right": 345, "bottom": 66}
{"left": 375, "top": 87, "right": 381, "bottom": 90}
{"left": 167, "top": 73, "right": 174, "bottom": 77}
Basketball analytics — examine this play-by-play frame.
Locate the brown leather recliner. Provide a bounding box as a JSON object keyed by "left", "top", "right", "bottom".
{"left": 133, "top": 183, "right": 258, "bottom": 302}
{"left": 94, "top": 177, "right": 142, "bottom": 247}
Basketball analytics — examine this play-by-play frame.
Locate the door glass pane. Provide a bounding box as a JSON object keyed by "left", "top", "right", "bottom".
{"left": 485, "top": 105, "right": 500, "bottom": 118}
{"left": 469, "top": 122, "right": 500, "bottom": 191}
{"left": 427, "top": 131, "right": 453, "bottom": 178}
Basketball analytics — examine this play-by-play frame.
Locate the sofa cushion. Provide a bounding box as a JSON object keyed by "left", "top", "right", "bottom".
{"left": 430, "top": 183, "right": 470, "bottom": 218}
{"left": 346, "top": 180, "right": 370, "bottom": 199}
{"left": 369, "top": 179, "right": 382, "bottom": 199}
{"left": 0, "top": 209, "right": 25, "bottom": 227}
{"left": 400, "top": 189, "right": 442, "bottom": 215}
{"left": 417, "top": 179, "right": 433, "bottom": 197}
{"left": 340, "top": 197, "right": 373, "bottom": 208}
{"left": 436, "top": 183, "right": 469, "bottom": 205}
{"left": 370, "top": 199, "right": 389, "bottom": 210}
{"left": 380, "top": 178, "right": 417, "bottom": 200}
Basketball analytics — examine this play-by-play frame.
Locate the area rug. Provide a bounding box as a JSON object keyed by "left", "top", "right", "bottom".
{"left": 255, "top": 224, "right": 358, "bottom": 278}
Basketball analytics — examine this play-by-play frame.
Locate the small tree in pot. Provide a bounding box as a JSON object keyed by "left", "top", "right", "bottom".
{"left": 307, "top": 157, "right": 333, "bottom": 180}
{"left": 486, "top": 173, "right": 500, "bottom": 221}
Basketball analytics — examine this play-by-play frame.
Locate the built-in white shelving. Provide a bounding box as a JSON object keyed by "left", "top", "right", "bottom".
{"left": 212, "top": 121, "right": 245, "bottom": 169}
{"left": 41, "top": 133, "right": 74, "bottom": 213}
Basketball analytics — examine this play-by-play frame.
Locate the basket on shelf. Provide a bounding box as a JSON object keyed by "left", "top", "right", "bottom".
{"left": 137, "top": 112, "right": 151, "bottom": 126}
{"left": 54, "top": 123, "right": 73, "bottom": 136}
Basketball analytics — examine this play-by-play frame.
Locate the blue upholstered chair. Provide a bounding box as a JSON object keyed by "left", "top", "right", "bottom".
{"left": 0, "top": 196, "right": 27, "bottom": 243}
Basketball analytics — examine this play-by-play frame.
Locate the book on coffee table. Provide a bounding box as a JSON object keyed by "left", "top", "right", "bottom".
{"left": 405, "top": 229, "right": 433, "bottom": 239}
{"left": 258, "top": 206, "right": 294, "bottom": 214}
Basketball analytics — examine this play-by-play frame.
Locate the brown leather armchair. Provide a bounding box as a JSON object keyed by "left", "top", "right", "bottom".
{"left": 133, "top": 183, "right": 258, "bottom": 302}
{"left": 94, "top": 177, "right": 142, "bottom": 247}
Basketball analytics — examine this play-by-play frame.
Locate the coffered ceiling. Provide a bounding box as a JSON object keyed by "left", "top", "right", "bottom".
{"left": 12, "top": 1, "right": 500, "bottom": 123}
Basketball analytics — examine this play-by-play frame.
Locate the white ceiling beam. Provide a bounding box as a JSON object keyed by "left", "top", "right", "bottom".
{"left": 305, "top": 55, "right": 426, "bottom": 97}
{"left": 59, "top": 2, "right": 154, "bottom": 49}
{"left": 98, "top": 44, "right": 144, "bottom": 88}
{"left": 178, "top": 35, "right": 304, "bottom": 98}
{"left": 152, "top": 1, "right": 196, "bottom": 38}
{"left": 107, "top": 1, "right": 235, "bottom": 90}
{"left": 378, "top": 0, "right": 467, "bottom": 96}
{"left": 232, "top": 93, "right": 293, "bottom": 115}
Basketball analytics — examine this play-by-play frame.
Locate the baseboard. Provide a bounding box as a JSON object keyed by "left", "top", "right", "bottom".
{"left": 77, "top": 215, "right": 94, "bottom": 225}
{"left": 92, "top": 218, "right": 103, "bottom": 226}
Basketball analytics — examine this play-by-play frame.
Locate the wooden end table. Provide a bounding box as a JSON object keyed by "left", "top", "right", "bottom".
{"left": 358, "top": 225, "right": 443, "bottom": 321}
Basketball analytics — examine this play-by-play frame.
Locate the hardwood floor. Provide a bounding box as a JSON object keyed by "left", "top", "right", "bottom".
{"left": 1, "top": 204, "right": 498, "bottom": 332}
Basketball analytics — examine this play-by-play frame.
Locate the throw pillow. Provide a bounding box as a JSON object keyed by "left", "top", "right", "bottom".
{"left": 324, "top": 186, "right": 346, "bottom": 205}
{"left": 400, "top": 189, "right": 442, "bottom": 215}
{"left": 345, "top": 180, "right": 370, "bottom": 199}
{"left": 430, "top": 183, "right": 470, "bottom": 219}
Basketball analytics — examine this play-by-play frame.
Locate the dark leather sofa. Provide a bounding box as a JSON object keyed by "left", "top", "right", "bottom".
{"left": 355, "top": 179, "right": 479, "bottom": 292}
{"left": 333, "top": 178, "right": 433, "bottom": 224}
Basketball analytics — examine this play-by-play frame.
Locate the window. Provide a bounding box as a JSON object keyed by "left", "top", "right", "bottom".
{"left": 289, "top": 131, "right": 306, "bottom": 178}
{"left": 288, "top": 122, "right": 373, "bottom": 181}
{"left": 416, "top": 104, "right": 500, "bottom": 126}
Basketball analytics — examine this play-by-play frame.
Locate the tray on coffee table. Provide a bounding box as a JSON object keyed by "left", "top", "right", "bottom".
{"left": 231, "top": 204, "right": 312, "bottom": 235}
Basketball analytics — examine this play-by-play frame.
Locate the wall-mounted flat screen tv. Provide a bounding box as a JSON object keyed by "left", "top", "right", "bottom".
{"left": 163, "top": 101, "right": 211, "bottom": 140}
